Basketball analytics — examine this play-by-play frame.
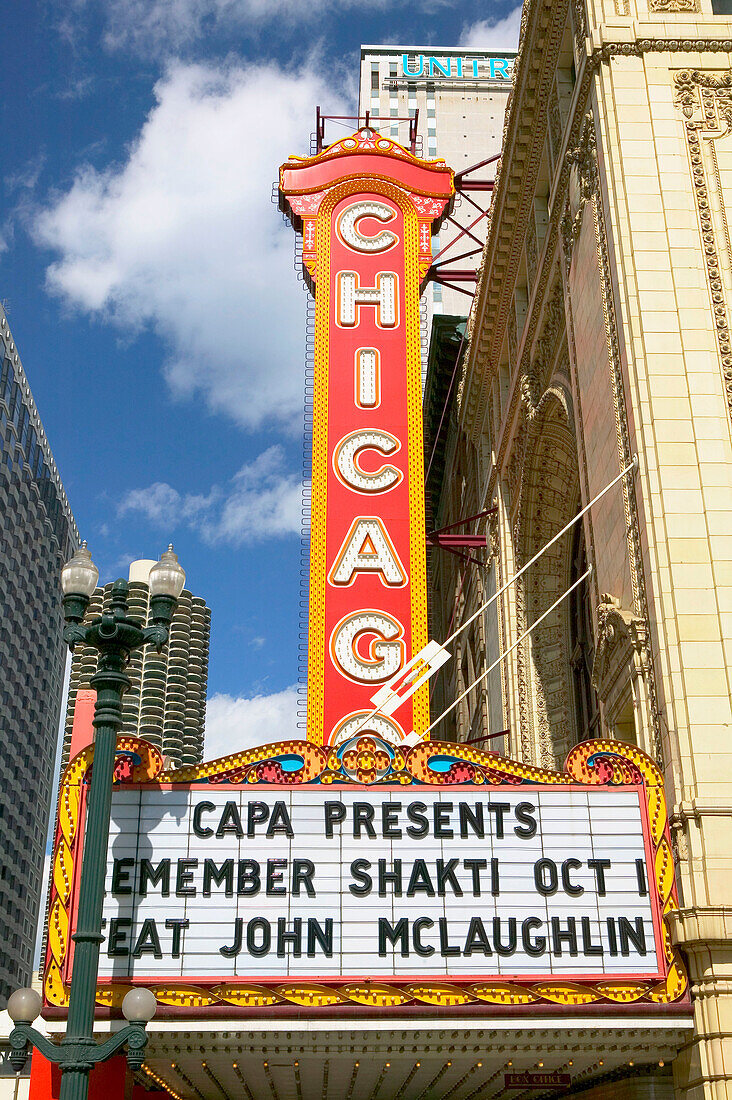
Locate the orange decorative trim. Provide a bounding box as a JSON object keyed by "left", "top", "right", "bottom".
{"left": 44, "top": 736, "right": 688, "bottom": 1012}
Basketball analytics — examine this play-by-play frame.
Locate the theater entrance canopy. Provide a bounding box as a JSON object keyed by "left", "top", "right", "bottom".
{"left": 41, "top": 734, "right": 692, "bottom": 1100}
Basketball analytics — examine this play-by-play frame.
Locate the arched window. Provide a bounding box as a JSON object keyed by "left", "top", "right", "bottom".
{"left": 568, "top": 523, "right": 599, "bottom": 742}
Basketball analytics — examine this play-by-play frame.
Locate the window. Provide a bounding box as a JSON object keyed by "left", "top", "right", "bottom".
{"left": 19, "top": 406, "right": 30, "bottom": 447}
{"left": 7, "top": 380, "right": 18, "bottom": 419}
{"left": 371, "top": 65, "right": 380, "bottom": 93}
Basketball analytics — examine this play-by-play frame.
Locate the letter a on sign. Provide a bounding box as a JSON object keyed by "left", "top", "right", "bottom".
{"left": 329, "top": 518, "right": 407, "bottom": 587}
{"left": 279, "top": 130, "right": 453, "bottom": 745}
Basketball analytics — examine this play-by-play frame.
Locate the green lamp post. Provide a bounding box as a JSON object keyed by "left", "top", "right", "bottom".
{"left": 8, "top": 543, "right": 187, "bottom": 1100}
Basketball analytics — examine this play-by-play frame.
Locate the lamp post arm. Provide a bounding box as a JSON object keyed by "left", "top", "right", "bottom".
{"left": 141, "top": 624, "right": 169, "bottom": 653}
{"left": 8, "top": 1024, "right": 149, "bottom": 1074}
{"left": 9, "top": 1025, "right": 63, "bottom": 1070}
{"left": 86, "top": 1025, "right": 148, "bottom": 1070}
{"left": 62, "top": 624, "right": 88, "bottom": 650}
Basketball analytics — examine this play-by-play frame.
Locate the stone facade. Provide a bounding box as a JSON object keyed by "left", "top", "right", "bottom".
{"left": 424, "top": 1, "right": 732, "bottom": 1098}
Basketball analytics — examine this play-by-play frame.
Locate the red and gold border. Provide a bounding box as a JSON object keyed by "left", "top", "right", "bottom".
{"left": 44, "top": 736, "right": 688, "bottom": 1013}
{"left": 304, "top": 179, "right": 429, "bottom": 744}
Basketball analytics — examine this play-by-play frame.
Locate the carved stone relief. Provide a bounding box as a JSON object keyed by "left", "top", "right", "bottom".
{"left": 593, "top": 594, "right": 652, "bottom": 745}
{"left": 675, "top": 69, "right": 732, "bottom": 425}
{"left": 521, "top": 278, "right": 565, "bottom": 414}
{"left": 649, "top": 0, "right": 699, "bottom": 11}
{"left": 561, "top": 117, "right": 597, "bottom": 270}
{"left": 526, "top": 211, "right": 538, "bottom": 293}
{"left": 548, "top": 85, "right": 563, "bottom": 171}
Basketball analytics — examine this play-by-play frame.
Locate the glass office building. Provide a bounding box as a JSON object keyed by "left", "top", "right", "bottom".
{"left": 0, "top": 303, "right": 77, "bottom": 1003}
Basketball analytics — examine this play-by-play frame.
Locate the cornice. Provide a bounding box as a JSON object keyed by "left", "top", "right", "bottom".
{"left": 461, "top": 12, "right": 732, "bottom": 446}
{"left": 461, "top": 0, "right": 571, "bottom": 438}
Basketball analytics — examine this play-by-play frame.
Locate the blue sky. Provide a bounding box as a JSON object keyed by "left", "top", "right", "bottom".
{"left": 3, "top": 0, "right": 520, "bottom": 758}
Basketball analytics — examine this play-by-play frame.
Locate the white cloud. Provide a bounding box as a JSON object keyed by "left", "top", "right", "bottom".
{"left": 33, "top": 60, "right": 346, "bottom": 431}
{"left": 118, "top": 444, "right": 302, "bottom": 545}
{"left": 459, "top": 5, "right": 523, "bottom": 50}
{"left": 205, "top": 685, "right": 300, "bottom": 758}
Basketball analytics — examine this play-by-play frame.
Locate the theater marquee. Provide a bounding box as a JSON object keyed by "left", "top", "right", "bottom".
{"left": 101, "top": 786, "right": 659, "bottom": 979}
{"left": 44, "top": 735, "right": 688, "bottom": 1013}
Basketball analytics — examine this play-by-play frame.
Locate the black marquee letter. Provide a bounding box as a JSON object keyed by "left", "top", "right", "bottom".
{"left": 193, "top": 800, "right": 215, "bottom": 838}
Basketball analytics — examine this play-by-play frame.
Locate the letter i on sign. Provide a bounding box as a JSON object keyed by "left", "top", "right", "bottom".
{"left": 279, "top": 131, "right": 454, "bottom": 745}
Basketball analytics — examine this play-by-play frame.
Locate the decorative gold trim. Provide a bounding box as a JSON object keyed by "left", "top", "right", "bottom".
{"left": 45, "top": 735, "right": 688, "bottom": 1011}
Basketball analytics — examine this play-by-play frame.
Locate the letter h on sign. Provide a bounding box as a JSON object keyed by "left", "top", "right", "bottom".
{"left": 279, "top": 132, "right": 454, "bottom": 746}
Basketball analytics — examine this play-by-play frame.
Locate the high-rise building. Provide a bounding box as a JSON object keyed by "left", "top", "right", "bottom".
{"left": 359, "top": 46, "right": 516, "bottom": 320}
{"left": 62, "top": 558, "right": 211, "bottom": 771}
{"left": 0, "top": 303, "right": 78, "bottom": 1003}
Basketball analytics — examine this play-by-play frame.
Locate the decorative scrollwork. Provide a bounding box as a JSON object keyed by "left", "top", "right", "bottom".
{"left": 44, "top": 735, "right": 688, "bottom": 1012}
{"left": 674, "top": 69, "right": 732, "bottom": 426}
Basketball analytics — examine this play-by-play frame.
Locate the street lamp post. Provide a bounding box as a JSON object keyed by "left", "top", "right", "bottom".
{"left": 8, "top": 544, "right": 186, "bottom": 1100}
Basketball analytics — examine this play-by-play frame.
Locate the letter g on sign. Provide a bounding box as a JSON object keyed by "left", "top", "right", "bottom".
{"left": 330, "top": 611, "right": 406, "bottom": 684}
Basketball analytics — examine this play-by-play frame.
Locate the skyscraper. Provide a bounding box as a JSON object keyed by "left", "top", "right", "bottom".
{"left": 62, "top": 558, "right": 211, "bottom": 771}
{"left": 0, "top": 303, "right": 78, "bottom": 1003}
{"left": 359, "top": 45, "right": 515, "bottom": 320}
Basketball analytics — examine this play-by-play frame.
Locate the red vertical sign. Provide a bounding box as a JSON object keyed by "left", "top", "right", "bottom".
{"left": 280, "top": 130, "right": 453, "bottom": 745}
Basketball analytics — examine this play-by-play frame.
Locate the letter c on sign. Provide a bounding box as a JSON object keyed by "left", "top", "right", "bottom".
{"left": 337, "top": 201, "right": 398, "bottom": 253}
{"left": 334, "top": 429, "right": 402, "bottom": 494}
{"left": 330, "top": 611, "right": 406, "bottom": 684}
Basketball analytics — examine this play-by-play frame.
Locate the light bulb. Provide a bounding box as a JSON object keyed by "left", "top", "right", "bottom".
{"left": 149, "top": 545, "right": 186, "bottom": 599}
{"left": 61, "top": 542, "right": 99, "bottom": 598}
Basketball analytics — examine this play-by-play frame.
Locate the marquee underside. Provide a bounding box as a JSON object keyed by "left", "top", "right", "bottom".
{"left": 46, "top": 1016, "right": 692, "bottom": 1100}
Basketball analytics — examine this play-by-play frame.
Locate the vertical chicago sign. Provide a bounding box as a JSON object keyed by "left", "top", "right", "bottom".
{"left": 279, "top": 130, "right": 453, "bottom": 746}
